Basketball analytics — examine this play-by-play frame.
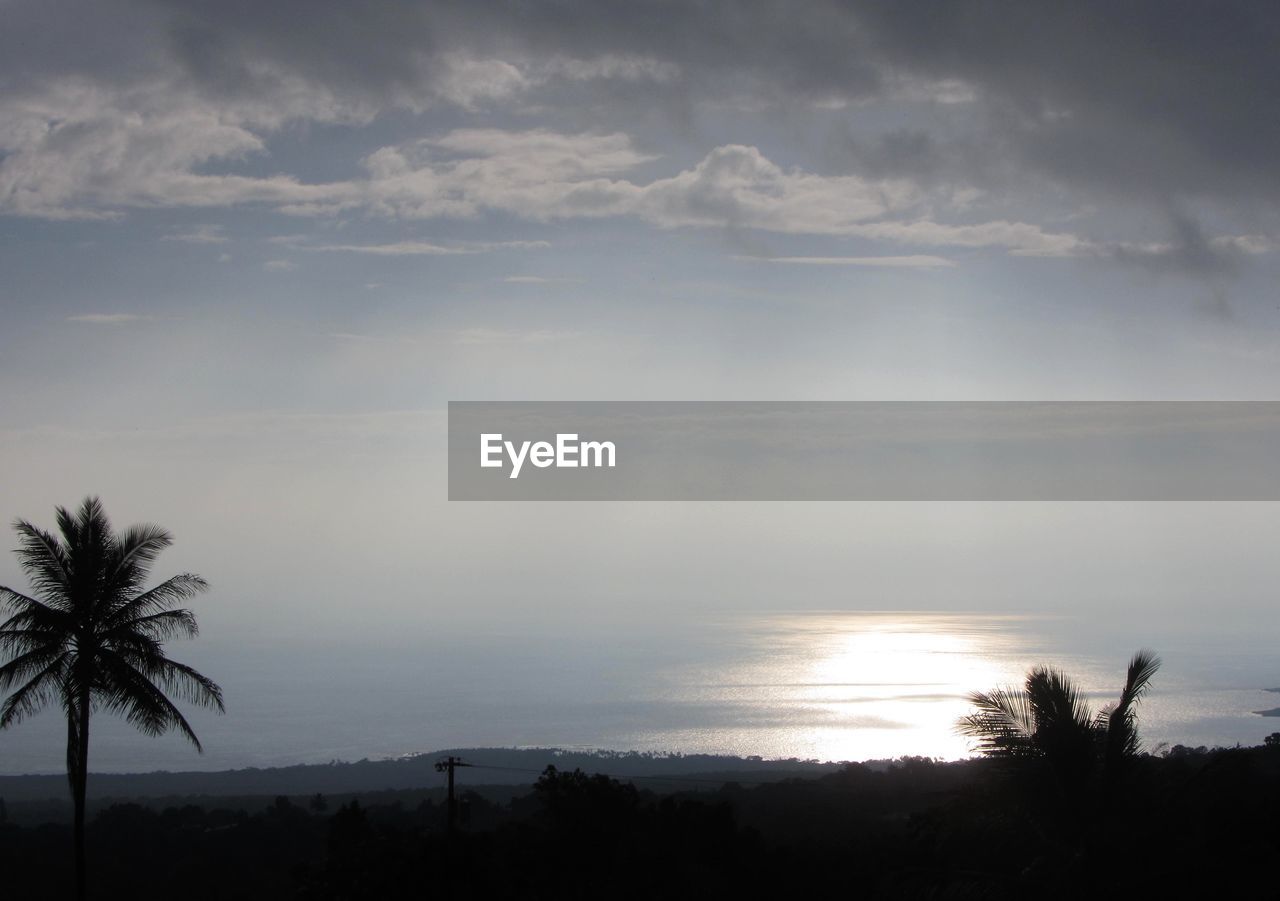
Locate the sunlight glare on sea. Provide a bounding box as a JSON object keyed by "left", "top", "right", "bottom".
{"left": 627, "top": 612, "right": 1029, "bottom": 762}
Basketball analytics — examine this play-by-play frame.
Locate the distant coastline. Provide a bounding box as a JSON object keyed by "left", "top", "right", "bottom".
{"left": 0, "top": 747, "right": 845, "bottom": 807}
{"left": 1250, "top": 686, "right": 1280, "bottom": 716}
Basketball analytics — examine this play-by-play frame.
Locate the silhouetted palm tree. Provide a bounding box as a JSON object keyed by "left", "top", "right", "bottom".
{"left": 0, "top": 497, "right": 224, "bottom": 899}
{"left": 959, "top": 650, "right": 1161, "bottom": 786}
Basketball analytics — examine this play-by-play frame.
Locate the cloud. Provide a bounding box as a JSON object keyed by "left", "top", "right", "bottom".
{"left": 305, "top": 241, "right": 474, "bottom": 256}
{"left": 420, "top": 52, "right": 678, "bottom": 110}
{"left": 350, "top": 129, "right": 658, "bottom": 220}
{"left": 263, "top": 259, "right": 297, "bottom": 271}
{"left": 431, "top": 55, "right": 529, "bottom": 109}
{"left": 1109, "top": 215, "right": 1272, "bottom": 277}
{"left": 290, "top": 239, "right": 551, "bottom": 256}
{"left": 0, "top": 75, "right": 356, "bottom": 218}
{"left": 2, "top": 1, "right": 1275, "bottom": 266}
{"left": 6, "top": 1, "right": 1277, "bottom": 208}
{"left": 65, "top": 313, "right": 149, "bottom": 324}
{"left": 846, "top": 3, "right": 1280, "bottom": 206}
{"left": 348, "top": 133, "right": 1084, "bottom": 254}
{"left": 748, "top": 255, "right": 956, "bottom": 269}
{"left": 0, "top": 100, "right": 1088, "bottom": 253}
{"left": 162, "top": 224, "right": 229, "bottom": 243}
{"left": 503, "top": 275, "right": 584, "bottom": 284}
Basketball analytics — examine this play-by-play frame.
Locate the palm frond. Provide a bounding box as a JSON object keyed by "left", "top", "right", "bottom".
{"left": 958, "top": 686, "right": 1036, "bottom": 756}
{"left": 95, "top": 650, "right": 205, "bottom": 749}
{"left": 104, "top": 574, "right": 209, "bottom": 626}
{"left": 1117, "top": 650, "right": 1161, "bottom": 713}
{"left": 146, "top": 656, "right": 225, "bottom": 712}
{"left": 0, "top": 642, "right": 67, "bottom": 692}
{"left": 0, "top": 627, "right": 61, "bottom": 658}
{"left": 0, "top": 589, "right": 72, "bottom": 641}
{"left": 106, "top": 641, "right": 225, "bottom": 713}
{"left": 105, "top": 524, "right": 174, "bottom": 604}
{"left": 961, "top": 650, "right": 1160, "bottom": 786}
{"left": 71, "top": 497, "right": 111, "bottom": 553}
{"left": 0, "top": 652, "right": 68, "bottom": 728}
{"left": 1103, "top": 650, "right": 1162, "bottom": 764}
{"left": 11, "top": 521, "right": 73, "bottom": 607}
{"left": 0, "top": 584, "right": 60, "bottom": 617}
{"left": 1025, "top": 667, "right": 1093, "bottom": 732}
{"left": 104, "top": 608, "right": 200, "bottom": 643}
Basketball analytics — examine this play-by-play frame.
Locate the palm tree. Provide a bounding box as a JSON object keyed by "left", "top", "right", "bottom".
{"left": 0, "top": 497, "right": 224, "bottom": 899}
{"left": 959, "top": 650, "right": 1161, "bottom": 787}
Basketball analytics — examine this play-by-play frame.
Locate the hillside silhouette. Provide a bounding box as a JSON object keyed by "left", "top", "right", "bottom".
{"left": 3, "top": 741, "right": 1279, "bottom": 900}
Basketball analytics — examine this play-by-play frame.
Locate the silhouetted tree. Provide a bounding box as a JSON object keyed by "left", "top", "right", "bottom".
{"left": 959, "top": 650, "right": 1161, "bottom": 788}
{"left": 0, "top": 497, "right": 224, "bottom": 899}
{"left": 533, "top": 765, "right": 641, "bottom": 838}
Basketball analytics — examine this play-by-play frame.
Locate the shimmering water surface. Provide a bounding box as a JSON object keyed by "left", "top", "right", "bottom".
{"left": 2, "top": 611, "right": 1278, "bottom": 774}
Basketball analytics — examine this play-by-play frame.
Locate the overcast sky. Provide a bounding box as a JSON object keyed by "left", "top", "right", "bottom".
{"left": 2, "top": 1, "right": 1279, "bottom": 654}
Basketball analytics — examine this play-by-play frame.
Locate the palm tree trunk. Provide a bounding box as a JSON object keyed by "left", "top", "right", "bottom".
{"left": 66, "top": 687, "right": 90, "bottom": 900}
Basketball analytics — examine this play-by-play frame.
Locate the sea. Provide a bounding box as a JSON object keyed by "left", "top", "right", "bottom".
{"left": 2, "top": 611, "right": 1278, "bottom": 775}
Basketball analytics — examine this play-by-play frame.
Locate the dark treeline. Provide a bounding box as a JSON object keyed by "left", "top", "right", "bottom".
{"left": 0, "top": 748, "right": 843, "bottom": 807}
{"left": 3, "top": 740, "right": 1280, "bottom": 900}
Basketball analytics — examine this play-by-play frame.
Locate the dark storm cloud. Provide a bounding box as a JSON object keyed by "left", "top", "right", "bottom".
{"left": 157, "top": 1, "right": 445, "bottom": 109}
{"left": 849, "top": 1, "right": 1280, "bottom": 204}
{"left": 3, "top": 0, "right": 1278, "bottom": 263}
{"left": 136, "top": 2, "right": 1280, "bottom": 205}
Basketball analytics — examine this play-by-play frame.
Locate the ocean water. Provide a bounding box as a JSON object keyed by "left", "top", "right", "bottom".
{"left": 2, "top": 611, "right": 1278, "bottom": 775}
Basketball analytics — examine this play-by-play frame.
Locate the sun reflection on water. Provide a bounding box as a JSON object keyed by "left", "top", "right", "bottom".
{"left": 636, "top": 612, "right": 1034, "bottom": 762}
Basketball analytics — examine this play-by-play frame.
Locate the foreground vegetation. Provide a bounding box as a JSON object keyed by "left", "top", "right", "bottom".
{"left": 0, "top": 498, "right": 222, "bottom": 900}
{"left": 3, "top": 740, "right": 1279, "bottom": 900}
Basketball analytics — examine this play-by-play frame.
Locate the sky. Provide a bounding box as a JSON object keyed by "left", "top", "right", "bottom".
{"left": 2, "top": 1, "right": 1280, "bottom": 768}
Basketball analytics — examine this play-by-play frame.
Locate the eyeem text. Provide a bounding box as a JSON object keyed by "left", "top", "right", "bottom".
{"left": 480, "top": 433, "right": 617, "bottom": 479}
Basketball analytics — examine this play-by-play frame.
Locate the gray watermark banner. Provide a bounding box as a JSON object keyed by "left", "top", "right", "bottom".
{"left": 448, "top": 401, "right": 1280, "bottom": 500}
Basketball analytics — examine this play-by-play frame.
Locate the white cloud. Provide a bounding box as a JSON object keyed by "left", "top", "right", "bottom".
{"left": 305, "top": 241, "right": 474, "bottom": 256}
{"left": 0, "top": 86, "right": 1089, "bottom": 255}
{"left": 430, "top": 52, "right": 679, "bottom": 110}
{"left": 263, "top": 259, "right": 297, "bottom": 271}
{"left": 343, "top": 133, "right": 1085, "bottom": 254}
{"left": 630, "top": 144, "right": 918, "bottom": 232}
{"left": 350, "top": 129, "right": 658, "bottom": 220}
{"left": 859, "top": 220, "right": 1087, "bottom": 257}
{"left": 503, "top": 275, "right": 585, "bottom": 283}
{"left": 432, "top": 55, "right": 529, "bottom": 109}
{"left": 0, "top": 70, "right": 372, "bottom": 219}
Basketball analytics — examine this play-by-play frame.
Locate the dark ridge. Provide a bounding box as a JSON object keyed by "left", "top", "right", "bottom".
{"left": 0, "top": 747, "right": 846, "bottom": 805}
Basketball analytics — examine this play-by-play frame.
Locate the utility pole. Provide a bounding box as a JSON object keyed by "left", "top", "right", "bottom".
{"left": 434, "top": 756, "right": 472, "bottom": 834}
